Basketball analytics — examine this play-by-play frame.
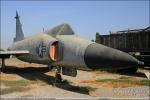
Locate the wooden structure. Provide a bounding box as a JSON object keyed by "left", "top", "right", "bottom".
{"left": 96, "top": 26, "right": 150, "bottom": 66}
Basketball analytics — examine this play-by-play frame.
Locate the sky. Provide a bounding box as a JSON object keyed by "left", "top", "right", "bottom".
{"left": 0, "top": 1, "right": 149, "bottom": 49}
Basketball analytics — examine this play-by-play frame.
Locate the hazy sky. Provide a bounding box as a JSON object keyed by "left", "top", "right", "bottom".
{"left": 1, "top": 1, "right": 149, "bottom": 49}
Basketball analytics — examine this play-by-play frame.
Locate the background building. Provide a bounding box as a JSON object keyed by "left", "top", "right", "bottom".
{"left": 95, "top": 26, "right": 150, "bottom": 66}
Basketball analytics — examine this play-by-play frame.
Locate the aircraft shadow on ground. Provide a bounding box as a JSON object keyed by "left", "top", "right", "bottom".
{"left": 0, "top": 66, "right": 89, "bottom": 95}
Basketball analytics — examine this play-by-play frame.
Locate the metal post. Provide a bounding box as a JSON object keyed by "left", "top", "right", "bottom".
{"left": 2, "top": 58, "right": 5, "bottom": 67}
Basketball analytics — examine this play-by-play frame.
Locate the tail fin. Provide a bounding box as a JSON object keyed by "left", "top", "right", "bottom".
{"left": 14, "top": 11, "right": 24, "bottom": 42}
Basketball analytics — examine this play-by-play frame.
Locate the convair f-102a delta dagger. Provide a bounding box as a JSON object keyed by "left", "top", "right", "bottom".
{"left": 0, "top": 11, "right": 143, "bottom": 82}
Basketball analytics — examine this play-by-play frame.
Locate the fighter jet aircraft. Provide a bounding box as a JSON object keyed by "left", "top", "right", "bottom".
{"left": 0, "top": 11, "right": 143, "bottom": 82}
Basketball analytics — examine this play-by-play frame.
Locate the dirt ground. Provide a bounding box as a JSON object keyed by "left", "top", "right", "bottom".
{"left": 0, "top": 58, "right": 150, "bottom": 99}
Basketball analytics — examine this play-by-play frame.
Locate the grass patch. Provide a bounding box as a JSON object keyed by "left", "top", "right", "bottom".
{"left": 1, "top": 80, "right": 30, "bottom": 95}
{"left": 96, "top": 76, "right": 133, "bottom": 83}
{"left": 96, "top": 78, "right": 130, "bottom": 82}
{"left": 85, "top": 86, "right": 97, "bottom": 92}
{"left": 96, "top": 76, "right": 150, "bottom": 87}
{"left": 31, "top": 80, "right": 47, "bottom": 86}
{"left": 137, "top": 79, "right": 150, "bottom": 86}
{"left": 2, "top": 80, "right": 29, "bottom": 87}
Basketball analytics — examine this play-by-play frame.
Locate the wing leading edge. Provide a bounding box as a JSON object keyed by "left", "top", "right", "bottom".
{"left": 0, "top": 50, "right": 29, "bottom": 58}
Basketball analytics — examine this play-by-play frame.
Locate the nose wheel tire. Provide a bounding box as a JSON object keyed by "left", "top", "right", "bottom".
{"left": 55, "top": 73, "right": 62, "bottom": 83}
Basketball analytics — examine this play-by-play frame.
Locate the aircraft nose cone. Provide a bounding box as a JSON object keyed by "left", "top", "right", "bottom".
{"left": 84, "top": 43, "right": 140, "bottom": 70}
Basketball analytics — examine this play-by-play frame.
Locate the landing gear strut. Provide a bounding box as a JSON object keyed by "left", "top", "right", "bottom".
{"left": 55, "top": 66, "right": 62, "bottom": 83}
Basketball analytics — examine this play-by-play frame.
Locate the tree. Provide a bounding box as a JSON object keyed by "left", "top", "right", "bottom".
{"left": 0, "top": 48, "right": 4, "bottom": 51}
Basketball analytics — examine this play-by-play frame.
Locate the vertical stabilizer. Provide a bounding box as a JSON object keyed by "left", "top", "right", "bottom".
{"left": 14, "top": 11, "right": 24, "bottom": 42}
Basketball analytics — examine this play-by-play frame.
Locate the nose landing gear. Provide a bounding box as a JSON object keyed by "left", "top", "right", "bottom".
{"left": 55, "top": 66, "right": 62, "bottom": 83}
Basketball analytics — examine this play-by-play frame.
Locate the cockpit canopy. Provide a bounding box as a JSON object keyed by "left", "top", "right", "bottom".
{"left": 45, "top": 23, "right": 75, "bottom": 37}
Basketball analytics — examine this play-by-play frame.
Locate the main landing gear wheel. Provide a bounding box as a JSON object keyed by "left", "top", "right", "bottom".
{"left": 55, "top": 67, "right": 62, "bottom": 83}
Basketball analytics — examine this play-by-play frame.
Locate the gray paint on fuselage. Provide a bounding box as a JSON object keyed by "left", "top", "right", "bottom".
{"left": 8, "top": 33, "right": 57, "bottom": 64}
{"left": 55, "top": 35, "right": 93, "bottom": 69}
